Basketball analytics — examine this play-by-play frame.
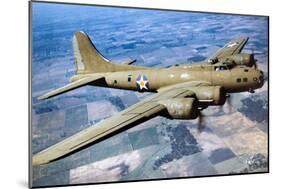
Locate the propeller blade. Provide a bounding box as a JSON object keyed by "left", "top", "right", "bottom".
{"left": 224, "top": 94, "right": 233, "bottom": 113}
{"left": 197, "top": 111, "right": 206, "bottom": 133}
{"left": 263, "top": 72, "right": 268, "bottom": 82}
{"left": 252, "top": 59, "right": 258, "bottom": 69}
{"left": 250, "top": 49, "right": 258, "bottom": 68}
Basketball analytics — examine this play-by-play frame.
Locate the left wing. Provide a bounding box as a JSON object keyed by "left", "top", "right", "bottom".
{"left": 208, "top": 37, "right": 249, "bottom": 61}
{"left": 32, "top": 82, "right": 207, "bottom": 165}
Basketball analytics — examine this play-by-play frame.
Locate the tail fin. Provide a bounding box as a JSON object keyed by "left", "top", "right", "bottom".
{"left": 73, "top": 31, "right": 116, "bottom": 74}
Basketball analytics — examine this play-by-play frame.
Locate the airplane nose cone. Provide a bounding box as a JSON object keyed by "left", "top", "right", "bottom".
{"left": 257, "top": 70, "right": 264, "bottom": 87}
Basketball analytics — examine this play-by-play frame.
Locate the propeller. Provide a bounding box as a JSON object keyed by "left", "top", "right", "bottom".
{"left": 263, "top": 72, "right": 268, "bottom": 82}
{"left": 250, "top": 48, "right": 258, "bottom": 69}
{"left": 197, "top": 111, "right": 206, "bottom": 133}
{"left": 225, "top": 94, "right": 233, "bottom": 114}
{"left": 196, "top": 94, "right": 233, "bottom": 132}
{"left": 217, "top": 94, "right": 233, "bottom": 114}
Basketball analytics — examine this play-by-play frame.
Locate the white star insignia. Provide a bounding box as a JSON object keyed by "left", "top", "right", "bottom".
{"left": 136, "top": 75, "right": 149, "bottom": 90}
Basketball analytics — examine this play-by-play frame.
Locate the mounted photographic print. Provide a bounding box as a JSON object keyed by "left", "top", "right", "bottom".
{"left": 29, "top": 1, "right": 269, "bottom": 188}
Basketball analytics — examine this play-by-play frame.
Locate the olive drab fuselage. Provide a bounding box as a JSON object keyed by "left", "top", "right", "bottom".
{"left": 71, "top": 64, "right": 264, "bottom": 94}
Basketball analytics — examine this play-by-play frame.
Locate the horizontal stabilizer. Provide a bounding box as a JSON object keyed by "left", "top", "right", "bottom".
{"left": 38, "top": 76, "right": 104, "bottom": 100}
{"left": 208, "top": 37, "right": 249, "bottom": 61}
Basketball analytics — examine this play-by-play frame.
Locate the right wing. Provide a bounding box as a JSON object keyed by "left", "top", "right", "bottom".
{"left": 32, "top": 81, "right": 207, "bottom": 165}
{"left": 208, "top": 37, "right": 249, "bottom": 61}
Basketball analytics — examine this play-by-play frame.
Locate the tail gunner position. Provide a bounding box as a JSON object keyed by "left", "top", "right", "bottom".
{"left": 33, "top": 31, "right": 264, "bottom": 165}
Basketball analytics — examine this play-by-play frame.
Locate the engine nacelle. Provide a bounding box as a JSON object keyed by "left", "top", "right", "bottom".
{"left": 226, "top": 53, "right": 255, "bottom": 67}
{"left": 191, "top": 86, "right": 226, "bottom": 105}
{"left": 159, "top": 98, "right": 199, "bottom": 120}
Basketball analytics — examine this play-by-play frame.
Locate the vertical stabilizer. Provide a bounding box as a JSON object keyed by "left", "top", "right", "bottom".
{"left": 73, "top": 31, "right": 115, "bottom": 74}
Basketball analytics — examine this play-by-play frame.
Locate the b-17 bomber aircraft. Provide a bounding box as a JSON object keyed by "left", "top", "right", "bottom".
{"left": 32, "top": 31, "right": 264, "bottom": 165}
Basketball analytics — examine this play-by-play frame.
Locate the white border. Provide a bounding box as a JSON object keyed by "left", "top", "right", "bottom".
{"left": 1, "top": 0, "right": 279, "bottom": 189}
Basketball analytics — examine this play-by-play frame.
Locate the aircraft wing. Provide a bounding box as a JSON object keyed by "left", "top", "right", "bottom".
{"left": 32, "top": 81, "right": 208, "bottom": 165}
{"left": 38, "top": 75, "right": 104, "bottom": 100}
{"left": 208, "top": 37, "right": 249, "bottom": 60}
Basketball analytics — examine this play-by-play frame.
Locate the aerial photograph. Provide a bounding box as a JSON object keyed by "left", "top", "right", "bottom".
{"left": 30, "top": 2, "right": 268, "bottom": 187}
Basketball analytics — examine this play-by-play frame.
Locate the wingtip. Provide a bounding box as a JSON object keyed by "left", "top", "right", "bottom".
{"left": 32, "top": 154, "right": 47, "bottom": 166}
{"left": 37, "top": 95, "right": 47, "bottom": 100}
{"left": 242, "top": 36, "right": 249, "bottom": 41}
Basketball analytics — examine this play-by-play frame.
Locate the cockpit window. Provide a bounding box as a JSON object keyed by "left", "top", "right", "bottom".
{"left": 215, "top": 66, "right": 228, "bottom": 71}
{"left": 226, "top": 64, "right": 233, "bottom": 69}
{"left": 221, "top": 66, "right": 227, "bottom": 70}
